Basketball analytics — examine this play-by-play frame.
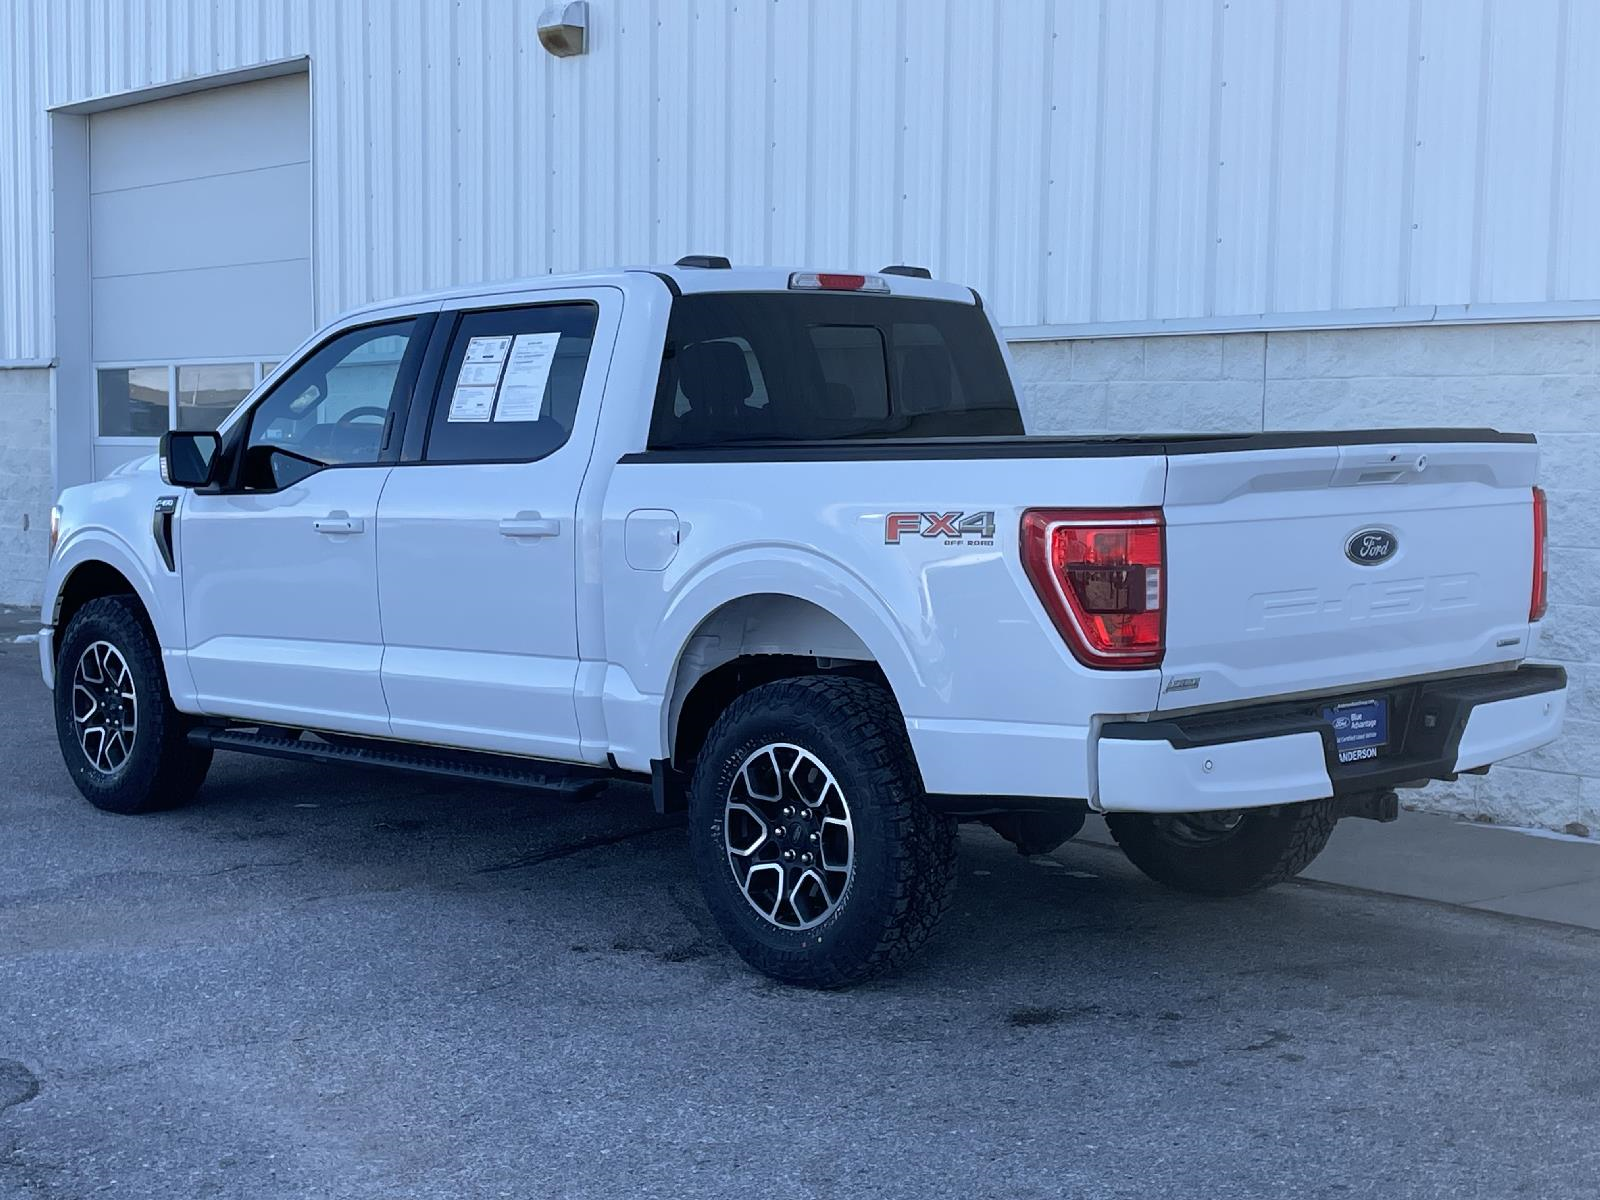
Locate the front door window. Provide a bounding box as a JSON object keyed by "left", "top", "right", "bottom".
{"left": 241, "top": 319, "right": 419, "bottom": 489}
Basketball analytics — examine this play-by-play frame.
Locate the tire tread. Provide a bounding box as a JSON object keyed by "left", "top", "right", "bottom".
{"left": 1107, "top": 800, "right": 1337, "bottom": 897}
{"left": 689, "top": 675, "right": 957, "bottom": 987}
{"left": 54, "top": 595, "right": 211, "bottom": 815}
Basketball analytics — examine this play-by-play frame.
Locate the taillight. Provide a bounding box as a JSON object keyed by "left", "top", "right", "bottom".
{"left": 1531, "top": 486, "right": 1548, "bottom": 621}
{"left": 1021, "top": 508, "right": 1165, "bottom": 669}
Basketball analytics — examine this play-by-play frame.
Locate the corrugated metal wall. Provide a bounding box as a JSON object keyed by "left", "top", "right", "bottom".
{"left": 3, "top": 0, "right": 1597, "bottom": 363}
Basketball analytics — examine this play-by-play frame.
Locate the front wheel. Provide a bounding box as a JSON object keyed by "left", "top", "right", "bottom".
{"left": 53, "top": 595, "right": 212, "bottom": 815}
{"left": 687, "top": 675, "right": 958, "bottom": 988}
{"left": 1106, "top": 800, "right": 1337, "bottom": 897}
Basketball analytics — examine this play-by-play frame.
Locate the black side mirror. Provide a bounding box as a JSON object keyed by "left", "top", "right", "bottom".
{"left": 159, "top": 430, "right": 221, "bottom": 488}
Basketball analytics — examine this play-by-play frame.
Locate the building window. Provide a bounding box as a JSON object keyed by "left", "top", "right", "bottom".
{"left": 94, "top": 359, "right": 280, "bottom": 438}
{"left": 177, "top": 363, "right": 256, "bottom": 431}
{"left": 96, "top": 367, "right": 170, "bottom": 438}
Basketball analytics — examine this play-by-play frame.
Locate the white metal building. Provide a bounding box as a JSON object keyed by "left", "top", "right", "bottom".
{"left": 1, "top": 0, "right": 1595, "bottom": 830}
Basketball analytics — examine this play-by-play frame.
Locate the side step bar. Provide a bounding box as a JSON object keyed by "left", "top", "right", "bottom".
{"left": 188, "top": 725, "right": 614, "bottom": 797}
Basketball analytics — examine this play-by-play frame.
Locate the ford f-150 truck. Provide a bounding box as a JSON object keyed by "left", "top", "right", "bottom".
{"left": 40, "top": 260, "right": 1567, "bottom": 986}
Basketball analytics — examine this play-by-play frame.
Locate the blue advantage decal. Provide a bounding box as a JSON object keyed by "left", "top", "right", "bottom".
{"left": 1323, "top": 698, "right": 1389, "bottom": 764}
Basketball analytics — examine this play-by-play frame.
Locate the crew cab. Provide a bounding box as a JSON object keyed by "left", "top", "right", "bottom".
{"left": 40, "top": 261, "right": 1567, "bottom": 986}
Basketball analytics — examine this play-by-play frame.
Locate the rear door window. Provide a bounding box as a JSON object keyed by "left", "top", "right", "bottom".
{"left": 424, "top": 302, "right": 599, "bottom": 463}
{"left": 648, "top": 292, "right": 1021, "bottom": 448}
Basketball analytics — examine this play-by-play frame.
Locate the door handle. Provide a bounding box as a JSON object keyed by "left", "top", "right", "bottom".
{"left": 499, "top": 512, "right": 561, "bottom": 539}
{"left": 313, "top": 512, "right": 364, "bottom": 535}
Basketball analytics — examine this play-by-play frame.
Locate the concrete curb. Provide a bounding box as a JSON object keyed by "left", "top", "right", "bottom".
{"left": 1078, "top": 810, "right": 1600, "bottom": 932}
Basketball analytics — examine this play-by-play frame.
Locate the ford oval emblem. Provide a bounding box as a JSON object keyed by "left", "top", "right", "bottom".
{"left": 1345, "top": 528, "right": 1397, "bottom": 565}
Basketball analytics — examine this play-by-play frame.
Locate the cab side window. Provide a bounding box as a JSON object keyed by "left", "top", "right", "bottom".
{"left": 242, "top": 319, "right": 419, "bottom": 488}
{"left": 424, "top": 303, "right": 598, "bottom": 463}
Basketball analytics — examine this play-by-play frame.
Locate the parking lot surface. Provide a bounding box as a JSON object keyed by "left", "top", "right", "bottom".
{"left": 2, "top": 630, "right": 1597, "bottom": 1199}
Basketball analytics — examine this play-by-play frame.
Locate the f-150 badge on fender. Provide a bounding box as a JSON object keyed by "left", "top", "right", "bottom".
{"left": 885, "top": 511, "right": 996, "bottom": 545}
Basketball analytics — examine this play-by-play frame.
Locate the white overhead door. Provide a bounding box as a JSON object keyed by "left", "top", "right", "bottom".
{"left": 90, "top": 73, "right": 311, "bottom": 475}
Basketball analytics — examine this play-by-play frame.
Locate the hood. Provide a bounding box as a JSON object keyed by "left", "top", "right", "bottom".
{"left": 109, "top": 453, "right": 160, "bottom": 478}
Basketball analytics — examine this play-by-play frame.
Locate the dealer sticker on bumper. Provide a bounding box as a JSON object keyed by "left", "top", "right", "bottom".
{"left": 1323, "top": 697, "right": 1389, "bottom": 764}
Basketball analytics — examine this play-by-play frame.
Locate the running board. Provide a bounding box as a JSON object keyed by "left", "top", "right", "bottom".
{"left": 188, "top": 725, "right": 613, "bottom": 797}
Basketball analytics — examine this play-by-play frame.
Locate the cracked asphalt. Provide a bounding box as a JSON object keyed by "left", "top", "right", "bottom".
{"left": 2, "top": 626, "right": 1599, "bottom": 1198}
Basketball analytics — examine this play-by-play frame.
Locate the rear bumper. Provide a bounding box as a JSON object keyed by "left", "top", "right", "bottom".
{"left": 1095, "top": 665, "right": 1566, "bottom": 814}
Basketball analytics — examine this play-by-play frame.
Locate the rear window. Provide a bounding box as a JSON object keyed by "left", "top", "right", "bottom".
{"left": 647, "top": 293, "right": 1022, "bottom": 448}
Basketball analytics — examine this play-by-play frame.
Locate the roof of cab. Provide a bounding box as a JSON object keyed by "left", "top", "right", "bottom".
{"left": 337, "top": 263, "right": 977, "bottom": 323}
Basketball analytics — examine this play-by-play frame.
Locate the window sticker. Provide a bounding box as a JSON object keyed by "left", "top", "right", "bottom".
{"left": 447, "top": 384, "right": 497, "bottom": 422}
{"left": 456, "top": 360, "right": 505, "bottom": 387}
{"left": 447, "top": 336, "right": 513, "bottom": 421}
{"left": 464, "top": 335, "right": 513, "bottom": 364}
{"left": 493, "top": 332, "right": 562, "bottom": 422}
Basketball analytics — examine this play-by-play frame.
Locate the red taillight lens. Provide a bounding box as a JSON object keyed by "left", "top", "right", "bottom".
{"left": 1021, "top": 508, "right": 1165, "bottom": 668}
{"left": 1531, "top": 486, "right": 1548, "bottom": 621}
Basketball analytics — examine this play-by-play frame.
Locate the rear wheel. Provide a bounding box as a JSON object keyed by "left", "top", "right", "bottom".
{"left": 1106, "top": 800, "right": 1337, "bottom": 897}
{"left": 53, "top": 596, "right": 212, "bottom": 815}
{"left": 687, "top": 675, "right": 958, "bottom": 988}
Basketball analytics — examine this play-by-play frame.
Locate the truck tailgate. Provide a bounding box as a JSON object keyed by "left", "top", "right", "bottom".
{"left": 1158, "top": 438, "right": 1539, "bottom": 711}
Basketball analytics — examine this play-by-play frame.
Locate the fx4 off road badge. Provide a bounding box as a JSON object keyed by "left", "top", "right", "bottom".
{"left": 885, "top": 511, "right": 996, "bottom": 546}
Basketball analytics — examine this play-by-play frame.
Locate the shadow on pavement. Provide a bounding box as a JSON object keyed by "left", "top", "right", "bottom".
{"left": 3, "top": 654, "right": 1599, "bottom": 1198}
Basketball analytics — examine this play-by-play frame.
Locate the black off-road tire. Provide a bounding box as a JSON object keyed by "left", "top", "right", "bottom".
{"left": 688, "top": 675, "right": 958, "bottom": 988}
{"left": 53, "top": 595, "right": 212, "bottom": 815}
{"left": 1106, "top": 800, "right": 1338, "bottom": 897}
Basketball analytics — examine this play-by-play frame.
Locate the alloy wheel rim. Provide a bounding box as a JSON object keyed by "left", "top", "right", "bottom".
{"left": 71, "top": 640, "right": 137, "bottom": 774}
{"left": 724, "top": 742, "right": 855, "bottom": 930}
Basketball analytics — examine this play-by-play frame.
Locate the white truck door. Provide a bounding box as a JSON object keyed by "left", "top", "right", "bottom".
{"left": 180, "top": 317, "right": 430, "bottom": 735}
{"left": 375, "top": 292, "right": 619, "bottom": 762}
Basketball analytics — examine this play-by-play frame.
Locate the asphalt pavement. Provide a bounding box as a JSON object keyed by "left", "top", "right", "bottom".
{"left": 2, "top": 618, "right": 1598, "bottom": 1198}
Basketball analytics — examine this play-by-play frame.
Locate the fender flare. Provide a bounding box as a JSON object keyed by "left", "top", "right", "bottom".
{"left": 47, "top": 529, "right": 170, "bottom": 645}
{"left": 643, "top": 546, "right": 937, "bottom": 752}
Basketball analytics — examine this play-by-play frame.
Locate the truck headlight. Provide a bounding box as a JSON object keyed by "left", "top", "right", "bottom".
{"left": 49, "top": 505, "right": 61, "bottom": 558}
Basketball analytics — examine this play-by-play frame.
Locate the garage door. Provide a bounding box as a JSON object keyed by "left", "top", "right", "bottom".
{"left": 89, "top": 73, "right": 311, "bottom": 475}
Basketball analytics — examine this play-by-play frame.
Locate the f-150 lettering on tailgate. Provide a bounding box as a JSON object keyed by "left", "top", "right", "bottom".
{"left": 1245, "top": 573, "right": 1476, "bottom": 633}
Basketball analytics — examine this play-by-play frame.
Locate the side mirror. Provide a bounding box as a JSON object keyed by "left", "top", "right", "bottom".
{"left": 159, "top": 430, "right": 221, "bottom": 488}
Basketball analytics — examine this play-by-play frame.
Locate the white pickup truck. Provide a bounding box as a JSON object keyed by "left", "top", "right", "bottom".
{"left": 40, "top": 261, "right": 1567, "bottom": 986}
